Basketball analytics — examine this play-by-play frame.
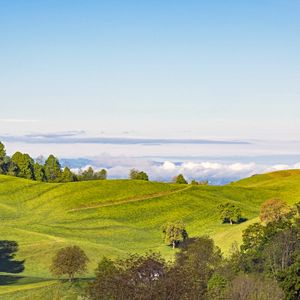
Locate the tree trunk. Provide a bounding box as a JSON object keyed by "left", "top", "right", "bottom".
{"left": 172, "top": 241, "right": 176, "bottom": 249}
{"left": 230, "top": 219, "right": 233, "bottom": 225}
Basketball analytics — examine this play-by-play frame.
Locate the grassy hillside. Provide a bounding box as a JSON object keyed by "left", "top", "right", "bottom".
{"left": 1, "top": 170, "right": 300, "bottom": 298}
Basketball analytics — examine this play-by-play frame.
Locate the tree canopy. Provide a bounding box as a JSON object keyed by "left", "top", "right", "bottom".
{"left": 218, "top": 202, "right": 242, "bottom": 225}
{"left": 50, "top": 245, "right": 89, "bottom": 282}
{"left": 259, "top": 198, "right": 291, "bottom": 224}
{"left": 174, "top": 174, "right": 188, "bottom": 184}
{"left": 162, "top": 221, "right": 188, "bottom": 249}
{"left": 129, "top": 169, "right": 149, "bottom": 181}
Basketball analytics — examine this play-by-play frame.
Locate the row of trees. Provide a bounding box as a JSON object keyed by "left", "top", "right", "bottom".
{"left": 0, "top": 141, "right": 107, "bottom": 182}
{"left": 2, "top": 142, "right": 210, "bottom": 184}
{"left": 129, "top": 168, "right": 209, "bottom": 185}
{"left": 48, "top": 198, "right": 300, "bottom": 299}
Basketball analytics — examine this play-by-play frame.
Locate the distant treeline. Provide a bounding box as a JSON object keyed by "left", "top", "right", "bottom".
{"left": 0, "top": 141, "right": 107, "bottom": 182}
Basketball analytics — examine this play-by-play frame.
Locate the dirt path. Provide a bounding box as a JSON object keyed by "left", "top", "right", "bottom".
{"left": 68, "top": 185, "right": 192, "bottom": 213}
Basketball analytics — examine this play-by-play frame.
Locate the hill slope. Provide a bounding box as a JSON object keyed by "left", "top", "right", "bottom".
{"left": 1, "top": 170, "right": 300, "bottom": 298}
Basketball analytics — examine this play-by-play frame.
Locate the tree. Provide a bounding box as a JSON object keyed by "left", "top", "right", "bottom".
{"left": 175, "top": 236, "right": 222, "bottom": 299}
{"left": 226, "top": 274, "right": 283, "bottom": 300}
{"left": 87, "top": 253, "right": 167, "bottom": 300}
{"left": 50, "top": 245, "right": 89, "bottom": 282}
{"left": 261, "top": 228, "right": 299, "bottom": 277}
{"left": 173, "top": 174, "right": 188, "bottom": 184}
{"left": 94, "top": 169, "right": 107, "bottom": 180}
{"left": 278, "top": 256, "right": 300, "bottom": 300}
{"left": 129, "top": 169, "right": 149, "bottom": 181}
{"left": 61, "top": 167, "right": 77, "bottom": 182}
{"left": 162, "top": 221, "right": 188, "bottom": 249}
{"left": 11, "top": 152, "right": 35, "bottom": 180}
{"left": 260, "top": 198, "right": 291, "bottom": 224}
{"left": 0, "top": 141, "right": 6, "bottom": 174}
{"left": 44, "top": 154, "right": 62, "bottom": 182}
{"left": 7, "top": 160, "right": 19, "bottom": 177}
{"left": 33, "top": 162, "right": 46, "bottom": 182}
{"left": 218, "top": 203, "right": 241, "bottom": 225}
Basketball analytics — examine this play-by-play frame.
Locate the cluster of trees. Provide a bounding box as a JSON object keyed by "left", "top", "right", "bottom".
{"left": 85, "top": 199, "right": 300, "bottom": 299}
{"left": 174, "top": 174, "right": 209, "bottom": 185}
{"left": 129, "top": 169, "right": 149, "bottom": 181}
{"left": 0, "top": 141, "right": 107, "bottom": 183}
{"left": 128, "top": 169, "right": 209, "bottom": 185}
{"left": 49, "top": 198, "right": 300, "bottom": 299}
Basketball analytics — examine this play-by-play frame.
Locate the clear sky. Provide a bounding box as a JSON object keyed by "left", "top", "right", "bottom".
{"left": 1, "top": 0, "right": 300, "bottom": 139}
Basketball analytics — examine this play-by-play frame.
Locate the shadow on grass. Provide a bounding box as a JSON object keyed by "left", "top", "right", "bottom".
{"left": 222, "top": 217, "right": 248, "bottom": 225}
{"left": 0, "top": 241, "right": 25, "bottom": 274}
{"left": 0, "top": 275, "right": 24, "bottom": 285}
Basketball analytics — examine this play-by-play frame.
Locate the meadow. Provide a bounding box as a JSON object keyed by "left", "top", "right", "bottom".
{"left": 1, "top": 169, "right": 300, "bottom": 298}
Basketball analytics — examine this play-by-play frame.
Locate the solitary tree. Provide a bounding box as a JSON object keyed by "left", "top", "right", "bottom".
{"left": 50, "top": 245, "right": 89, "bottom": 282}
{"left": 44, "top": 154, "right": 62, "bottom": 182}
{"left": 259, "top": 198, "right": 291, "bottom": 224}
{"left": 218, "top": 203, "right": 241, "bottom": 225}
{"left": 174, "top": 174, "right": 188, "bottom": 184}
{"left": 162, "top": 221, "right": 188, "bottom": 249}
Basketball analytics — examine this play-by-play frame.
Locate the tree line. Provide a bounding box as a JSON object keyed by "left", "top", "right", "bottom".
{"left": 1, "top": 141, "right": 210, "bottom": 184}
{"left": 0, "top": 141, "right": 107, "bottom": 182}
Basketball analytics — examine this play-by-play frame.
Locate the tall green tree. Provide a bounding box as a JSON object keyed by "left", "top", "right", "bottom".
{"left": 44, "top": 155, "right": 62, "bottom": 182}
{"left": 33, "top": 162, "right": 46, "bottom": 182}
{"left": 11, "top": 152, "right": 35, "bottom": 180}
{"left": 0, "top": 142, "right": 7, "bottom": 174}
{"left": 61, "top": 167, "right": 77, "bottom": 182}
{"left": 175, "top": 237, "right": 222, "bottom": 299}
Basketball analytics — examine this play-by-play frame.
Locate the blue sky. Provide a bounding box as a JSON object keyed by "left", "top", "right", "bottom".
{"left": 1, "top": 0, "right": 300, "bottom": 140}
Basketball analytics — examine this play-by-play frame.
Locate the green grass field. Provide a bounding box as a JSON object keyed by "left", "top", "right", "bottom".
{"left": 1, "top": 170, "right": 300, "bottom": 298}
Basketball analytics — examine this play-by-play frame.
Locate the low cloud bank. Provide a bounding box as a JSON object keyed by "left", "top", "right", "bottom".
{"left": 66, "top": 156, "right": 300, "bottom": 185}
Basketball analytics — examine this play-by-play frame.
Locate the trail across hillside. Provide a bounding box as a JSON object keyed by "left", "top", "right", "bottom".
{"left": 68, "top": 185, "right": 192, "bottom": 212}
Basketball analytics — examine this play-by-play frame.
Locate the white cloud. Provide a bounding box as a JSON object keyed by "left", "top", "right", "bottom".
{"left": 67, "top": 156, "right": 300, "bottom": 185}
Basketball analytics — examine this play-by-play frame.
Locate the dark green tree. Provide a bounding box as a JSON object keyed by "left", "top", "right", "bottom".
{"left": 33, "top": 162, "right": 46, "bottom": 182}
{"left": 175, "top": 237, "right": 222, "bottom": 299}
{"left": 87, "top": 252, "right": 167, "bottom": 300}
{"left": 44, "top": 155, "right": 62, "bottom": 182}
{"left": 278, "top": 256, "right": 300, "bottom": 300}
{"left": 61, "top": 167, "right": 77, "bottom": 182}
{"left": 11, "top": 152, "right": 35, "bottom": 180}
{"left": 174, "top": 174, "right": 188, "bottom": 184}
{"left": 129, "top": 169, "right": 149, "bottom": 181}
{"left": 0, "top": 141, "right": 6, "bottom": 174}
{"left": 78, "top": 166, "right": 95, "bottom": 181}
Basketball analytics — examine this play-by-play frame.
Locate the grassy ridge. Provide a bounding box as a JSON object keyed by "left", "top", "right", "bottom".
{"left": 1, "top": 170, "right": 300, "bottom": 298}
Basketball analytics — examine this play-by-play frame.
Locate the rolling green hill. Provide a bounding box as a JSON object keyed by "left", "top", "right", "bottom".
{"left": 1, "top": 170, "right": 300, "bottom": 298}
